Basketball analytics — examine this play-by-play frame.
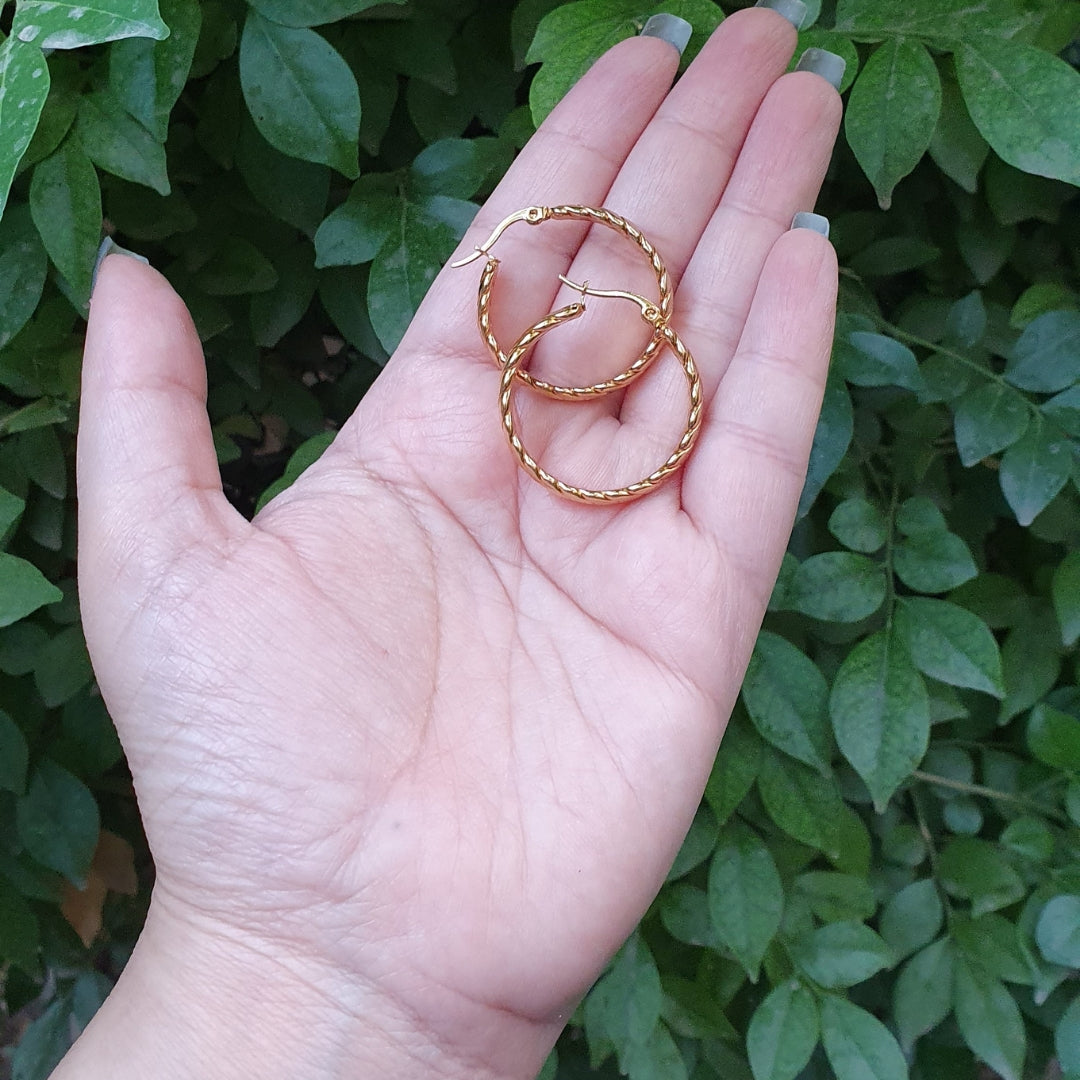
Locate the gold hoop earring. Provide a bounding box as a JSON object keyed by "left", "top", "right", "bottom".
{"left": 498, "top": 278, "right": 703, "bottom": 504}
{"left": 452, "top": 205, "right": 673, "bottom": 399}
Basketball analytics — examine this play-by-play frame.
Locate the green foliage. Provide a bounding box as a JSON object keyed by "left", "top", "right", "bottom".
{"left": 0, "top": 0, "right": 1078, "bottom": 1077}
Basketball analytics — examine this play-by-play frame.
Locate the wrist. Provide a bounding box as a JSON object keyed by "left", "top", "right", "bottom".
{"left": 53, "top": 891, "right": 552, "bottom": 1080}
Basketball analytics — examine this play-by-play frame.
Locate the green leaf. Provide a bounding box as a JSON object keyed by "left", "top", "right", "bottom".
{"left": 526, "top": 0, "right": 724, "bottom": 124}
{"left": 953, "top": 956, "right": 1026, "bottom": 1080}
{"left": 239, "top": 11, "right": 360, "bottom": 178}
{"left": 248, "top": 0, "right": 402, "bottom": 27}
{"left": 1004, "top": 310, "right": 1080, "bottom": 394}
{"left": 928, "top": 73, "right": 988, "bottom": 194}
{"left": 660, "top": 883, "right": 719, "bottom": 949}
{"left": 1034, "top": 895, "right": 1080, "bottom": 967}
{"left": 895, "top": 495, "right": 946, "bottom": 535}
{"left": 952, "top": 913, "right": 1035, "bottom": 985}
{"left": 788, "top": 552, "right": 887, "bottom": 623}
{"left": 1042, "top": 384, "right": 1080, "bottom": 437}
{"left": 314, "top": 178, "right": 396, "bottom": 268}
{"left": 1052, "top": 552, "right": 1080, "bottom": 647}
{"left": 999, "top": 817, "right": 1053, "bottom": 863}
{"left": 76, "top": 90, "right": 170, "bottom": 196}
{"left": 411, "top": 138, "right": 488, "bottom": 200}
{"left": 819, "top": 996, "right": 908, "bottom": 1080}
{"left": 999, "top": 415, "right": 1072, "bottom": 526}
{"left": 0, "top": 36, "right": 51, "bottom": 218}
{"left": 834, "top": 0, "right": 1028, "bottom": 41}
{"left": 955, "top": 37, "right": 1080, "bottom": 186}
{"left": 0, "top": 708, "right": 29, "bottom": 793}
{"left": 845, "top": 39, "right": 940, "bottom": 209}
{"left": 662, "top": 974, "right": 737, "bottom": 1041}
{"left": 1011, "top": 283, "right": 1078, "bottom": 329}
{"left": 10, "top": 997, "right": 72, "bottom": 1080}
{"left": 895, "top": 598, "right": 1003, "bottom": 697}
{"left": 704, "top": 716, "right": 762, "bottom": 826}
{"left": 830, "top": 629, "right": 930, "bottom": 811}
{"left": 791, "top": 922, "right": 894, "bottom": 989}
{"left": 368, "top": 194, "right": 477, "bottom": 353}
{"left": 250, "top": 242, "right": 317, "bottom": 349}
{"left": 838, "top": 331, "right": 924, "bottom": 392}
{"left": 34, "top": 625, "right": 93, "bottom": 708}
{"left": 621, "top": 1021, "right": 687, "bottom": 1080}
{"left": 0, "top": 203, "right": 49, "bottom": 350}
{"left": 19, "top": 423, "right": 67, "bottom": 499}
{"left": 893, "top": 532, "right": 978, "bottom": 594}
{"left": 1000, "top": 617, "right": 1063, "bottom": 723}
{"left": 194, "top": 238, "right": 277, "bottom": 296}
{"left": 12, "top": 0, "right": 169, "bottom": 50}
{"left": 0, "top": 886, "right": 39, "bottom": 971}
{"left": 15, "top": 759, "right": 100, "bottom": 885}
{"left": 108, "top": 0, "right": 201, "bottom": 142}
{"left": 880, "top": 879, "right": 943, "bottom": 960}
{"left": 0, "top": 552, "right": 64, "bottom": 627}
{"left": 852, "top": 240, "right": 944, "bottom": 286}
{"left": 793, "top": 872, "right": 876, "bottom": 924}
{"left": 938, "top": 837, "right": 1026, "bottom": 917}
{"left": 235, "top": 117, "right": 330, "bottom": 236}
{"left": 894, "top": 938, "right": 954, "bottom": 1052}
{"left": 317, "top": 265, "right": 386, "bottom": 361}
{"left": 29, "top": 133, "right": 102, "bottom": 303}
{"left": 1027, "top": 703, "right": 1080, "bottom": 771}
{"left": 746, "top": 982, "right": 819, "bottom": 1080}
{"left": 952, "top": 381, "right": 1030, "bottom": 468}
{"left": 828, "top": 498, "right": 888, "bottom": 554}
{"left": 944, "top": 292, "right": 987, "bottom": 349}
{"left": 708, "top": 827, "right": 783, "bottom": 982}
{"left": 798, "top": 372, "right": 853, "bottom": 518}
{"left": 667, "top": 804, "right": 718, "bottom": 881}
{"left": 1056, "top": 994, "right": 1080, "bottom": 1077}
{"left": 604, "top": 933, "right": 663, "bottom": 1065}
{"left": 741, "top": 631, "right": 831, "bottom": 774}
{"left": 758, "top": 752, "right": 846, "bottom": 860}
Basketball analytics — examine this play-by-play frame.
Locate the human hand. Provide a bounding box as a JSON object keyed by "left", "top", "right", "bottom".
{"left": 64, "top": 8, "right": 842, "bottom": 1079}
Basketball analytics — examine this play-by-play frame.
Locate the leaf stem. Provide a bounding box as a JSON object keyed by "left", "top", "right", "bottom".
{"left": 912, "top": 770, "right": 1069, "bottom": 823}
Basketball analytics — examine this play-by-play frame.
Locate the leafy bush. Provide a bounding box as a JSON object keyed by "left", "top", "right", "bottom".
{"left": 0, "top": 0, "right": 1078, "bottom": 1078}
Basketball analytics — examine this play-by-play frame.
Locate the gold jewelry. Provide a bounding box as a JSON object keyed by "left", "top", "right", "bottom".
{"left": 453, "top": 205, "right": 673, "bottom": 398}
{"left": 452, "top": 205, "right": 703, "bottom": 503}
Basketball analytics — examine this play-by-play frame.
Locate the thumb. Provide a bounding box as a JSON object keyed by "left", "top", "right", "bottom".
{"left": 77, "top": 248, "right": 246, "bottom": 649}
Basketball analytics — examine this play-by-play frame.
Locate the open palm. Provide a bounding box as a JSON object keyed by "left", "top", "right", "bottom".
{"left": 73, "top": 10, "right": 841, "bottom": 1079}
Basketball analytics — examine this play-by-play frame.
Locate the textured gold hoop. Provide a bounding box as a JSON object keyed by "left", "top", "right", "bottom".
{"left": 498, "top": 287, "right": 704, "bottom": 503}
{"left": 453, "top": 205, "right": 673, "bottom": 399}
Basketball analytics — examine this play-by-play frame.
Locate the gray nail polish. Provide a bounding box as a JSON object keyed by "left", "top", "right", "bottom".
{"left": 91, "top": 236, "right": 150, "bottom": 293}
{"left": 639, "top": 13, "right": 693, "bottom": 55}
{"left": 791, "top": 211, "right": 830, "bottom": 238}
{"left": 795, "top": 47, "right": 846, "bottom": 91}
{"left": 754, "top": 0, "right": 808, "bottom": 30}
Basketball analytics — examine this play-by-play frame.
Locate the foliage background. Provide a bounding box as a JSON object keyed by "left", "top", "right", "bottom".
{"left": 0, "top": 0, "right": 1079, "bottom": 1078}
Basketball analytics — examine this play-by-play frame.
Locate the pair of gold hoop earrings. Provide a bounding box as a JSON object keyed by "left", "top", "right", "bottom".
{"left": 451, "top": 205, "right": 703, "bottom": 504}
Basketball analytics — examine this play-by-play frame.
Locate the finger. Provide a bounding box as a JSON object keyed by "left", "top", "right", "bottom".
{"left": 530, "top": 7, "right": 801, "bottom": 396}
{"left": 682, "top": 227, "right": 838, "bottom": 584}
{"left": 78, "top": 253, "right": 245, "bottom": 627}
{"left": 615, "top": 61, "right": 842, "bottom": 478}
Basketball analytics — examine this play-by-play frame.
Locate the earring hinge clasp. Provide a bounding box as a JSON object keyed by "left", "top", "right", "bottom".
{"left": 449, "top": 206, "right": 550, "bottom": 268}
{"left": 558, "top": 274, "right": 661, "bottom": 323}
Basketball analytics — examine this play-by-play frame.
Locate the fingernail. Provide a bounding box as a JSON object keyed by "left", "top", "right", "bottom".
{"left": 791, "top": 211, "right": 830, "bottom": 238}
{"left": 639, "top": 13, "right": 693, "bottom": 55}
{"left": 91, "top": 236, "right": 150, "bottom": 294}
{"left": 795, "top": 47, "right": 846, "bottom": 90}
{"left": 754, "top": 0, "right": 808, "bottom": 29}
